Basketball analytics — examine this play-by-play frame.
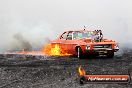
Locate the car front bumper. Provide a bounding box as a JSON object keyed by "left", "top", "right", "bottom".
{"left": 84, "top": 48, "right": 119, "bottom": 55}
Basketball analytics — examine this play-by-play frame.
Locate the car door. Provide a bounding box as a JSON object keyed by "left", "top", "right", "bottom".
{"left": 59, "top": 32, "right": 68, "bottom": 52}
{"left": 65, "top": 32, "right": 75, "bottom": 54}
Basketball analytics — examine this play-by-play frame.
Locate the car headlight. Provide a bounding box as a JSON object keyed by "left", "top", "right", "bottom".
{"left": 114, "top": 44, "right": 119, "bottom": 50}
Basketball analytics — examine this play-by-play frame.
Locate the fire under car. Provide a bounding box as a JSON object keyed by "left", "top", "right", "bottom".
{"left": 50, "top": 29, "right": 119, "bottom": 58}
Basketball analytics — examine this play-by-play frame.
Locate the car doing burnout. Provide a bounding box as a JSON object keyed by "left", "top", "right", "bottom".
{"left": 51, "top": 29, "right": 119, "bottom": 58}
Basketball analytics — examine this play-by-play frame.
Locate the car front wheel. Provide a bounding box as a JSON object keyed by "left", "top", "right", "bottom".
{"left": 107, "top": 51, "right": 114, "bottom": 58}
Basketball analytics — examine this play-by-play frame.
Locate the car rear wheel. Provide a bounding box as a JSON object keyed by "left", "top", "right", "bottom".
{"left": 107, "top": 51, "right": 114, "bottom": 58}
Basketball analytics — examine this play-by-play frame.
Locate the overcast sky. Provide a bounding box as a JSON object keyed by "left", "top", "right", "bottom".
{"left": 0, "top": 0, "right": 132, "bottom": 51}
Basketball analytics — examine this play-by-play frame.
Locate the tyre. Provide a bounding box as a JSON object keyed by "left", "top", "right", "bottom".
{"left": 76, "top": 46, "right": 83, "bottom": 59}
{"left": 107, "top": 51, "right": 114, "bottom": 58}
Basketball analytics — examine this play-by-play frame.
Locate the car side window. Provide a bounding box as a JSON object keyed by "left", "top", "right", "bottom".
{"left": 67, "top": 32, "right": 72, "bottom": 40}
{"left": 60, "top": 32, "right": 67, "bottom": 39}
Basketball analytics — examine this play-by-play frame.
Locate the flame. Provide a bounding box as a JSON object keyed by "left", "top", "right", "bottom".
{"left": 42, "top": 44, "right": 71, "bottom": 56}
{"left": 5, "top": 43, "right": 71, "bottom": 56}
{"left": 78, "top": 66, "right": 86, "bottom": 76}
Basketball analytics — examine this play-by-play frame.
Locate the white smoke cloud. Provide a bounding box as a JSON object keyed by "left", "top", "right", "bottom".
{"left": 0, "top": 0, "right": 132, "bottom": 52}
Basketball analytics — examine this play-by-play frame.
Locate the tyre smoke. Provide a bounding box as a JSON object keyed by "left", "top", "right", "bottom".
{"left": 0, "top": 0, "right": 132, "bottom": 53}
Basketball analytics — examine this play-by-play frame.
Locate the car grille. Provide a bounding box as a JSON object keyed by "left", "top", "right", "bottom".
{"left": 93, "top": 44, "right": 112, "bottom": 49}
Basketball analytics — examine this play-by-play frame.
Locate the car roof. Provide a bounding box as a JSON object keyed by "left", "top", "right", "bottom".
{"left": 64, "top": 29, "right": 92, "bottom": 33}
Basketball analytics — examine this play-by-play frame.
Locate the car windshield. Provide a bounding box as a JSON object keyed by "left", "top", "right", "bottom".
{"left": 73, "top": 31, "right": 94, "bottom": 39}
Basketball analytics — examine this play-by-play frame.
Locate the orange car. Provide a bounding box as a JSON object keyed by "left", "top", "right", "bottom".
{"left": 51, "top": 29, "right": 119, "bottom": 58}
